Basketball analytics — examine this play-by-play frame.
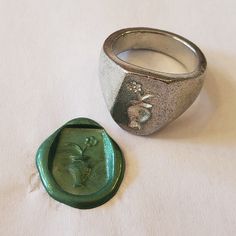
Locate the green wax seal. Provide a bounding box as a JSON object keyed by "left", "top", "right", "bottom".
{"left": 36, "top": 118, "right": 125, "bottom": 209}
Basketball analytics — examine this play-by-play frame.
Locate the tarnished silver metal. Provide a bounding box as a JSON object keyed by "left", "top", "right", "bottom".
{"left": 99, "top": 27, "right": 207, "bottom": 135}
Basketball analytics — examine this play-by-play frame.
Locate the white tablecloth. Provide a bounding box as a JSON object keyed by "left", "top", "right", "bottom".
{"left": 0, "top": 0, "right": 236, "bottom": 235}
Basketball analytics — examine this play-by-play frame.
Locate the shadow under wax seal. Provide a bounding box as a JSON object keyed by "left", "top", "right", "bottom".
{"left": 36, "top": 118, "right": 125, "bottom": 209}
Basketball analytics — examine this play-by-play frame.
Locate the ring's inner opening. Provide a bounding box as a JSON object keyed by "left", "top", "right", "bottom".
{"left": 118, "top": 50, "right": 187, "bottom": 74}
{"left": 113, "top": 31, "right": 199, "bottom": 74}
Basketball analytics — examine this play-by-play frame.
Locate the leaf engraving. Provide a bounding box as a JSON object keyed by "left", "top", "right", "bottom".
{"left": 62, "top": 136, "right": 98, "bottom": 187}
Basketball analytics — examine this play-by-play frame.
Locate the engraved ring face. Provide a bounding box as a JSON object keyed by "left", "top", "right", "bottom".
{"left": 99, "top": 27, "right": 207, "bottom": 135}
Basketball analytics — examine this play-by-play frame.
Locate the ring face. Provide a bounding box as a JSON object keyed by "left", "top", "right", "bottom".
{"left": 99, "top": 27, "right": 207, "bottom": 135}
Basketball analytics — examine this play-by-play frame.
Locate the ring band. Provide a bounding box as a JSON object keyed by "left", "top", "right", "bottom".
{"left": 99, "top": 27, "right": 207, "bottom": 135}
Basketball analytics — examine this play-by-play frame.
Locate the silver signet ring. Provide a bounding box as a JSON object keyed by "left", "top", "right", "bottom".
{"left": 99, "top": 28, "right": 207, "bottom": 135}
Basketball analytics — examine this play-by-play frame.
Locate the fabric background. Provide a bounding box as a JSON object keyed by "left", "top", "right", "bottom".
{"left": 0, "top": 0, "right": 235, "bottom": 235}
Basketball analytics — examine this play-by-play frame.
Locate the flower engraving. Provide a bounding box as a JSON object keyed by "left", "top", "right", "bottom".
{"left": 63, "top": 136, "right": 98, "bottom": 187}
{"left": 127, "top": 81, "right": 142, "bottom": 93}
{"left": 126, "top": 81, "right": 154, "bottom": 130}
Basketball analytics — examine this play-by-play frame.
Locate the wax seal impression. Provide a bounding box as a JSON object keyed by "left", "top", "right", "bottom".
{"left": 36, "top": 118, "right": 125, "bottom": 209}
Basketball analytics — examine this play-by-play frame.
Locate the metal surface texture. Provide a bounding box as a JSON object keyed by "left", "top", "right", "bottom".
{"left": 99, "top": 27, "right": 207, "bottom": 135}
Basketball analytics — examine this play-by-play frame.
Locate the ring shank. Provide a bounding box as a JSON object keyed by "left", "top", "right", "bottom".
{"left": 103, "top": 28, "right": 207, "bottom": 80}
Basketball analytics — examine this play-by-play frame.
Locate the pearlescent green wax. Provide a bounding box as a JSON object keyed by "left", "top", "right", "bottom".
{"left": 36, "top": 118, "right": 125, "bottom": 209}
